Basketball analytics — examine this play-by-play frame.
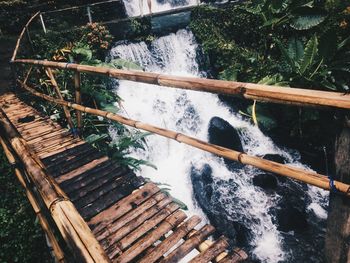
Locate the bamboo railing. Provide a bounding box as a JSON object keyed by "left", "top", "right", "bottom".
{"left": 0, "top": 110, "right": 110, "bottom": 263}
{"left": 17, "top": 79, "right": 350, "bottom": 196}
{"left": 11, "top": 12, "right": 40, "bottom": 62}
{"left": 13, "top": 59, "right": 350, "bottom": 109}
{"left": 0, "top": 136, "right": 66, "bottom": 263}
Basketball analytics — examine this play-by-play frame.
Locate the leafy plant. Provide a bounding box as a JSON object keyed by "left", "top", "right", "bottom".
{"left": 243, "top": 0, "right": 328, "bottom": 30}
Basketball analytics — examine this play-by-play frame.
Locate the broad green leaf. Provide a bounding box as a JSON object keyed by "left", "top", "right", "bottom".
{"left": 300, "top": 35, "right": 318, "bottom": 74}
{"left": 276, "top": 39, "right": 297, "bottom": 71}
{"left": 288, "top": 37, "right": 304, "bottom": 62}
{"left": 290, "top": 7, "right": 327, "bottom": 30}
{"left": 72, "top": 47, "right": 92, "bottom": 61}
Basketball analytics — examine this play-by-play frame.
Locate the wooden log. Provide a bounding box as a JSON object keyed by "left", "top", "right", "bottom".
{"left": 88, "top": 183, "right": 160, "bottom": 233}
{"left": 188, "top": 236, "right": 229, "bottom": 263}
{"left": 0, "top": 110, "right": 110, "bottom": 263}
{"left": 38, "top": 141, "right": 85, "bottom": 159}
{"left": 13, "top": 59, "right": 350, "bottom": 109}
{"left": 96, "top": 192, "right": 167, "bottom": 241}
{"left": 74, "top": 71, "right": 82, "bottom": 132}
{"left": 159, "top": 224, "right": 215, "bottom": 263}
{"left": 46, "top": 68, "right": 75, "bottom": 130}
{"left": 55, "top": 156, "right": 108, "bottom": 183}
{"left": 0, "top": 136, "right": 66, "bottom": 263}
{"left": 115, "top": 210, "right": 187, "bottom": 263}
{"left": 138, "top": 215, "right": 202, "bottom": 263}
{"left": 17, "top": 83, "right": 350, "bottom": 196}
{"left": 218, "top": 248, "right": 248, "bottom": 263}
{"left": 103, "top": 199, "right": 174, "bottom": 251}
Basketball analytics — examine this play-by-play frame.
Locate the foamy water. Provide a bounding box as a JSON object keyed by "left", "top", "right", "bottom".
{"left": 107, "top": 29, "right": 329, "bottom": 262}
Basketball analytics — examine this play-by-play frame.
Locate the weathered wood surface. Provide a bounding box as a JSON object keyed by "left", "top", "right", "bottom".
{"left": 0, "top": 93, "right": 248, "bottom": 262}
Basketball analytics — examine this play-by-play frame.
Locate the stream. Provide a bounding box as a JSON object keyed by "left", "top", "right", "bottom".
{"left": 108, "top": 1, "right": 329, "bottom": 262}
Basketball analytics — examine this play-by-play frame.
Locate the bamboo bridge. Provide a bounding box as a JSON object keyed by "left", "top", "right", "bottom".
{"left": 2, "top": 10, "right": 350, "bottom": 263}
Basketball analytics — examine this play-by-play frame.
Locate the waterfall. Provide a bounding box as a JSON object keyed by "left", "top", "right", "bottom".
{"left": 109, "top": 2, "right": 329, "bottom": 262}
{"left": 123, "top": 0, "right": 197, "bottom": 17}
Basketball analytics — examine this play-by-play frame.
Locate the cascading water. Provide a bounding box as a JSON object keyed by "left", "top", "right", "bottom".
{"left": 123, "top": 0, "right": 197, "bottom": 17}
{"left": 109, "top": 2, "right": 329, "bottom": 262}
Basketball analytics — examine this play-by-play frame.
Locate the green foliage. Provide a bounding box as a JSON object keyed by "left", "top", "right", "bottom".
{"left": 0, "top": 150, "right": 52, "bottom": 263}
{"left": 108, "top": 132, "right": 157, "bottom": 171}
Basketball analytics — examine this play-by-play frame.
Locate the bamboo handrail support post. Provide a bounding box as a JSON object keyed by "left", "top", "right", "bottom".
{"left": 46, "top": 68, "right": 75, "bottom": 130}
{"left": 74, "top": 71, "right": 82, "bottom": 135}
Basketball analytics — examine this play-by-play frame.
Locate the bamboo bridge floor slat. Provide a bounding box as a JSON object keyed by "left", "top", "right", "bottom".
{"left": 0, "top": 93, "right": 247, "bottom": 263}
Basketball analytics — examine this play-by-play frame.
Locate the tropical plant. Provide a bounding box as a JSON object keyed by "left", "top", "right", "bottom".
{"left": 243, "top": 0, "right": 329, "bottom": 30}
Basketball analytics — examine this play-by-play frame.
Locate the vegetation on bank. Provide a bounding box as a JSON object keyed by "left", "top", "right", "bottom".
{"left": 190, "top": 0, "right": 350, "bottom": 170}
{"left": 0, "top": 149, "right": 52, "bottom": 263}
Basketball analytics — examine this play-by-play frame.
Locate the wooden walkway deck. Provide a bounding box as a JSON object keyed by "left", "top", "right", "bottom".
{"left": 0, "top": 93, "right": 247, "bottom": 263}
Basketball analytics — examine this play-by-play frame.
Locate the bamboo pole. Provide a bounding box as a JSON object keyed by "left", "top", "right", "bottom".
{"left": 18, "top": 80, "right": 350, "bottom": 196}
{"left": 74, "top": 71, "right": 82, "bottom": 133}
{"left": 45, "top": 68, "right": 75, "bottom": 130}
{"left": 0, "top": 110, "right": 110, "bottom": 263}
{"left": 11, "top": 12, "right": 40, "bottom": 61}
{"left": 0, "top": 136, "right": 66, "bottom": 263}
{"left": 12, "top": 59, "right": 350, "bottom": 110}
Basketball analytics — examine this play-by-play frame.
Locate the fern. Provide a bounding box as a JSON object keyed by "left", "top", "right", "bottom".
{"left": 300, "top": 35, "right": 318, "bottom": 74}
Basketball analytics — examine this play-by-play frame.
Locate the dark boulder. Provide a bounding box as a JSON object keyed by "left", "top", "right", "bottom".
{"left": 275, "top": 207, "right": 308, "bottom": 232}
{"left": 191, "top": 164, "right": 251, "bottom": 246}
{"left": 208, "top": 116, "right": 244, "bottom": 170}
{"left": 253, "top": 174, "right": 278, "bottom": 190}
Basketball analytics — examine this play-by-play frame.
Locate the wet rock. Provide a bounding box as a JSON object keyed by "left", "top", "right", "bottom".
{"left": 253, "top": 174, "right": 278, "bottom": 190}
{"left": 191, "top": 164, "right": 251, "bottom": 246}
{"left": 208, "top": 116, "right": 244, "bottom": 170}
{"left": 275, "top": 207, "right": 308, "bottom": 232}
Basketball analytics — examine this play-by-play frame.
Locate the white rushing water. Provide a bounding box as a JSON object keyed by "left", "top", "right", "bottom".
{"left": 123, "top": 0, "right": 198, "bottom": 17}
{"left": 108, "top": 29, "right": 329, "bottom": 262}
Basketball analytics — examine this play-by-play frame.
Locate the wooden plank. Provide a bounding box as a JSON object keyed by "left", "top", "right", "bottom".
{"left": 188, "top": 236, "right": 229, "bottom": 263}
{"left": 88, "top": 183, "right": 160, "bottom": 233}
{"left": 102, "top": 198, "right": 174, "bottom": 252}
{"left": 69, "top": 167, "right": 129, "bottom": 202}
{"left": 80, "top": 175, "right": 144, "bottom": 220}
{"left": 138, "top": 215, "right": 202, "bottom": 263}
{"left": 159, "top": 224, "right": 215, "bottom": 263}
{"left": 42, "top": 143, "right": 91, "bottom": 165}
{"left": 114, "top": 210, "right": 187, "bottom": 263}
{"left": 73, "top": 171, "right": 134, "bottom": 207}
{"left": 32, "top": 137, "right": 77, "bottom": 154}
{"left": 116, "top": 202, "right": 179, "bottom": 251}
{"left": 60, "top": 161, "right": 115, "bottom": 194}
{"left": 49, "top": 151, "right": 105, "bottom": 178}
{"left": 218, "top": 248, "right": 248, "bottom": 263}
{"left": 27, "top": 130, "right": 69, "bottom": 144}
{"left": 96, "top": 192, "right": 167, "bottom": 241}
{"left": 55, "top": 156, "right": 109, "bottom": 183}
{"left": 38, "top": 140, "right": 85, "bottom": 159}
{"left": 71, "top": 171, "right": 133, "bottom": 206}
